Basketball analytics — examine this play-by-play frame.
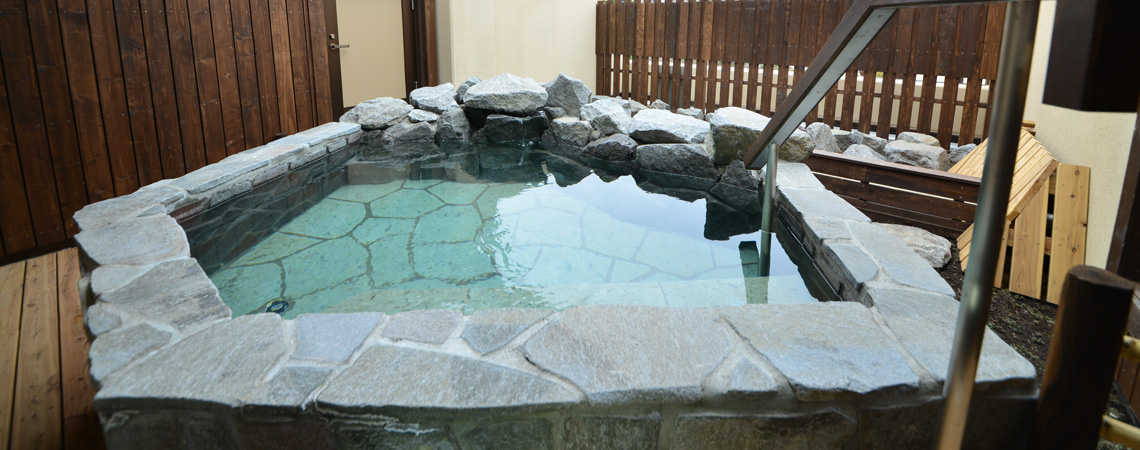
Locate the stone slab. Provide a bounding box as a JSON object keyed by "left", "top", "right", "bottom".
{"left": 244, "top": 366, "right": 333, "bottom": 413}
{"left": 172, "top": 154, "right": 268, "bottom": 194}
{"left": 847, "top": 222, "right": 954, "bottom": 296}
{"left": 672, "top": 410, "right": 857, "bottom": 450}
{"left": 770, "top": 162, "right": 825, "bottom": 190}
{"left": 293, "top": 313, "right": 385, "bottom": 363}
{"left": 522, "top": 305, "right": 734, "bottom": 405}
{"left": 382, "top": 309, "right": 462, "bottom": 344}
{"left": 726, "top": 358, "right": 781, "bottom": 400}
{"left": 75, "top": 215, "right": 190, "bottom": 267}
{"left": 85, "top": 302, "right": 122, "bottom": 337}
{"left": 777, "top": 187, "right": 870, "bottom": 225}
{"left": 96, "top": 314, "right": 287, "bottom": 410}
{"left": 461, "top": 308, "right": 554, "bottom": 355}
{"left": 318, "top": 345, "right": 579, "bottom": 413}
{"left": 88, "top": 323, "right": 172, "bottom": 382}
{"left": 720, "top": 303, "right": 920, "bottom": 400}
{"left": 73, "top": 185, "right": 187, "bottom": 231}
{"left": 99, "top": 258, "right": 231, "bottom": 330}
{"left": 818, "top": 242, "right": 879, "bottom": 301}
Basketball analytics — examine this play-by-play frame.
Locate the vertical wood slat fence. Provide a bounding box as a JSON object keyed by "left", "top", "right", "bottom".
{"left": 594, "top": 0, "right": 1006, "bottom": 147}
{"left": 0, "top": 0, "right": 334, "bottom": 260}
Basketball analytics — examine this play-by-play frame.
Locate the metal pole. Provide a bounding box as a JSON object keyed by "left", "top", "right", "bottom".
{"left": 935, "top": 1, "right": 1039, "bottom": 448}
{"left": 760, "top": 143, "right": 778, "bottom": 277}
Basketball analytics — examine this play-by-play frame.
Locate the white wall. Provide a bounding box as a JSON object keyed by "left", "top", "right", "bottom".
{"left": 435, "top": 0, "right": 598, "bottom": 90}
{"left": 1023, "top": 2, "right": 1138, "bottom": 268}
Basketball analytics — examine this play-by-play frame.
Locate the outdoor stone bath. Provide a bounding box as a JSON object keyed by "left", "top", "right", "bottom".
{"left": 75, "top": 74, "right": 1038, "bottom": 449}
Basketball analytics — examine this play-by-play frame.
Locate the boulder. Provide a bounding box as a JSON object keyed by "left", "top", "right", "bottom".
{"left": 549, "top": 118, "right": 594, "bottom": 148}
{"left": 436, "top": 106, "right": 472, "bottom": 142}
{"left": 544, "top": 73, "right": 592, "bottom": 118}
{"left": 580, "top": 99, "right": 632, "bottom": 135}
{"left": 339, "top": 97, "right": 413, "bottom": 130}
{"left": 478, "top": 113, "right": 546, "bottom": 144}
{"left": 710, "top": 160, "right": 761, "bottom": 213}
{"left": 706, "top": 107, "right": 770, "bottom": 165}
{"left": 862, "top": 133, "right": 888, "bottom": 154}
{"left": 456, "top": 76, "right": 481, "bottom": 102}
{"left": 877, "top": 223, "right": 952, "bottom": 269}
{"left": 409, "top": 83, "right": 458, "bottom": 114}
{"left": 676, "top": 107, "right": 704, "bottom": 121}
{"left": 897, "top": 132, "right": 942, "bottom": 147}
{"left": 407, "top": 109, "right": 439, "bottom": 123}
{"left": 843, "top": 144, "right": 884, "bottom": 161}
{"left": 583, "top": 134, "right": 638, "bottom": 162}
{"left": 543, "top": 106, "right": 568, "bottom": 124}
{"left": 949, "top": 143, "right": 977, "bottom": 165}
{"left": 380, "top": 119, "right": 436, "bottom": 147}
{"left": 650, "top": 99, "right": 670, "bottom": 110}
{"left": 779, "top": 129, "right": 815, "bottom": 162}
{"left": 882, "top": 140, "right": 950, "bottom": 170}
{"left": 834, "top": 130, "right": 862, "bottom": 150}
{"left": 636, "top": 143, "right": 719, "bottom": 190}
{"left": 629, "top": 99, "right": 649, "bottom": 115}
{"left": 806, "top": 122, "right": 841, "bottom": 153}
{"left": 462, "top": 73, "right": 548, "bottom": 115}
{"left": 630, "top": 109, "right": 710, "bottom": 144}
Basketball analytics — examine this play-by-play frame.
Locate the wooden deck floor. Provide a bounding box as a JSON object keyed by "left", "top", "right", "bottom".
{"left": 1, "top": 248, "right": 104, "bottom": 450}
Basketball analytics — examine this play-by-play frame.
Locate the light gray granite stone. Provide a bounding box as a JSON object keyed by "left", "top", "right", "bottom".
{"left": 85, "top": 302, "right": 122, "bottom": 337}
{"left": 522, "top": 305, "right": 734, "bottom": 405}
{"left": 778, "top": 129, "right": 815, "bottom": 162}
{"left": 244, "top": 143, "right": 309, "bottom": 167}
{"left": 293, "top": 313, "right": 385, "bottom": 363}
{"left": 75, "top": 215, "right": 189, "bottom": 267}
{"left": 461, "top": 308, "right": 553, "bottom": 355}
{"left": 98, "top": 258, "right": 230, "bottom": 330}
{"left": 806, "top": 122, "right": 841, "bottom": 153}
{"left": 580, "top": 99, "right": 632, "bottom": 135}
{"left": 91, "top": 263, "right": 158, "bottom": 297}
{"left": 726, "top": 358, "right": 781, "bottom": 400}
{"left": 380, "top": 119, "right": 437, "bottom": 147}
{"left": 549, "top": 117, "right": 594, "bottom": 147}
{"left": 834, "top": 129, "right": 862, "bottom": 150}
{"left": 456, "top": 76, "right": 481, "bottom": 101}
{"left": 208, "top": 180, "right": 251, "bottom": 206}
{"left": 96, "top": 314, "right": 287, "bottom": 409}
{"left": 244, "top": 366, "right": 333, "bottom": 412}
{"left": 339, "top": 97, "right": 413, "bottom": 130}
{"left": 544, "top": 73, "right": 592, "bottom": 118}
{"left": 463, "top": 73, "right": 549, "bottom": 115}
{"left": 457, "top": 420, "right": 553, "bottom": 450}
{"left": 318, "top": 345, "right": 578, "bottom": 412}
{"left": 721, "top": 303, "right": 920, "bottom": 400}
{"left": 862, "top": 132, "right": 888, "bottom": 153}
{"left": 844, "top": 143, "right": 885, "bottom": 161}
{"left": 89, "top": 323, "right": 172, "bottom": 382}
{"left": 858, "top": 396, "right": 1036, "bottom": 450}
{"left": 777, "top": 187, "right": 870, "bottom": 224}
{"left": 563, "top": 415, "right": 660, "bottom": 450}
{"left": 949, "top": 143, "right": 977, "bottom": 164}
{"left": 382, "top": 309, "right": 462, "bottom": 344}
{"left": 407, "top": 109, "right": 440, "bottom": 123}
{"left": 649, "top": 99, "right": 670, "bottom": 110}
{"left": 848, "top": 221, "right": 954, "bottom": 296}
{"left": 882, "top": 140, "right": 950, "bottom": 170}
{"left": 629, "top": 109, "right": 710, "bottom": 144}
{"left": 636, "top": 144, "right": 719, "bottom": 191}
{"left": 710, "top": 161, "right": 761, "bottom": 213}
{"left": 801, "top": 217, "right": 854, "bottom": 254}
{"left": 676, "top": 107, "right": 704, "bottom": 121}
{"left": 295, "top": 121, "right": 363, "bottom": 144}
{"left": 770, "top": 162, "right": 825, "bottom": 190}
{"left": 73, "top": 185, "right": 186, "bottom": 231}
{"left": 877, "top": 223, "right": 952, "bottom": 269}
{"left": 897, "top": 131, "right": 941, "bottom": 147}
{"left": 410, "top": 83, "right": 458, "bottom": 114}
{"left": 437, "top": 106, "right": 472, "bottom": 141}
{"left": 672, "top": 410, "right": 857, "bottom": 450}
{"left": 819, "top": 242, "right": 879, "bottom": 300}
{"left": 583, "top": 134, "right": 638, "bottom": 162}
{"left": 172, "top": 153, "right": 268, "bottom": 194}
{"left": 866, "top": 287, "right": 1036, "bottom": 387}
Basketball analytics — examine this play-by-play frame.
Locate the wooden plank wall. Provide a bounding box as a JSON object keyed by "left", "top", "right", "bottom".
{"left": 804, "top": 149, "right": 981, "bottom": 238}
{"left": 595, "top": 0, "right": 1005, "bottom": 147}
{"left": 0, "top": 0, "right": 335, "bottom": 260}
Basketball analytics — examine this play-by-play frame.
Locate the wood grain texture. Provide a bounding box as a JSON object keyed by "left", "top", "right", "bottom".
{"left": 9, "top": 253, "right": 62, "bottom": 450}
{"left": 0, "top": 59, "right": 36, "bottom": 256}
{"left": 56, "top": 249, "right": 103, "bottom": 450}
{"left": 57, "top": 0, "right": 116, "bottom": 203}
{"left": 1047, "top": 165, "right": 1090, "bottom": 304}
{"left": 1009, "top": 186, "right": 1048, "bottom": 298}
{"left": 138, "top": 0, "right": 188, "bottom": 178}
{"left": 0, "top": 260, "right": 25, "bottom": 447}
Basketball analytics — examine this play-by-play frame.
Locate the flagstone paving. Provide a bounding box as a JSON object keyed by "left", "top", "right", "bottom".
{"left": 208, "top": 175, "right": 819, "bottom": 315}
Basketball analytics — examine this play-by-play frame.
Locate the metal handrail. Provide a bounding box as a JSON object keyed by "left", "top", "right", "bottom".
{"left": 740, "top": 1, "right": 1040, "bottom": 448}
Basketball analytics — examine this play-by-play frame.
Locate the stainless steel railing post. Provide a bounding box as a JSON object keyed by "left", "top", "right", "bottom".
{"left": 934, "top": 1, "right": 1040, "bottom": 448}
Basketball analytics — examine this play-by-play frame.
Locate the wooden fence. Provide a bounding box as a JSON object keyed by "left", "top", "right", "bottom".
{"left": 804, "top": 150, "right": 981, "bottom": 238}
{"left": 0, "top": 0, "right": 335, "bottom": 261}
{"left": 595, "top": 0, "right": 1006, "bottom": 148}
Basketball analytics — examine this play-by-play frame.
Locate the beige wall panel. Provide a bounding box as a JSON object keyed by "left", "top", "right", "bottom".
{"left": 338, "top": 0, "right": 407, "bottom": 106}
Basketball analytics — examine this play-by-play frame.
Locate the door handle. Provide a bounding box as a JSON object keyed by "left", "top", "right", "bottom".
{"left": 330, "top": 44, "right": 350, "bottom": 49}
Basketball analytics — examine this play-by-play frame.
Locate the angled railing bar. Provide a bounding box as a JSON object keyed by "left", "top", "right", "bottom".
{"left": 742, "top": 1, "right": 1040, "bottom": 449}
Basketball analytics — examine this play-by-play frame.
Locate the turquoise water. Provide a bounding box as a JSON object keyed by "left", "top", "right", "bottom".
{"left": 207, "top": 166, "right": 819, "bottom": 317}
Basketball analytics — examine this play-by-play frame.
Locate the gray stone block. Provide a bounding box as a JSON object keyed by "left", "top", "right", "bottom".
{"left": 382, "top": 309, "right": 462, "bottom": 344}
{"left": 89, "top": 323, "right": 172, "bottom": 382}
{"left": 847, "top": 222, "right": 954, "bottom": 296}
{"left": 244, "top": 366, "right": 333, "bottom": 413}
{"left": 294, "top": 313, "right": 385, "bottom": 363}
{"left": 629, "top": 109, "right": 710, "bottom": 144}
{"left": 96, "top": 314, "right": 287, "bottom": 410}
{"left": 777, "top": 187, "right": 870, "bottom": 225}
{"left": 844, "top": 143, "right": 885, "bottom": 161}
{"left": 726, "top": 358, "right": 781, "bottom": 400}
{"left": 877, "top": 223, "right": 952, "bottom": 269}
{"left": 75, "top": 215, "right": 190, "bottom": 267}
{"left": 581, "top": 99, "right": 632, "bottom": 136}
{"left": 98, "top": 258, "right": 230, "bottom": 331}
{"left": 91, "top": 263, "right": 158, "bottom": 297}
{"left": 318, "top": 345, "right": 578, "bottom": 413}
{"left": 672, "top": 410, "right": 857, "bottom": 450}
{"left": 549, "top": 117, "right": 594, "bottom": 147}
{"left": 720, "top": 303, "right": 920, "bottom": 400}
{"left": 771, "top": 162, "right": 824, "bottom": 190}
{"left": 544, "top": 73, "right": 592, "bottom": 118}
{"left": 563, "top": 415, "right": 660, "bottom": 450}
{"left": 866, "top": 287, "right": 1037, "bottom": 387}
{"left": 335, "top": 425, "right": 457, "bottom": 450}
{"left": 173, "top": 153, "right": 268, "bottom": 194}
{"left": 706, "top": 107, "right": 770, "bottom": 165}
{"left": 339, "top": 97, "right": 413, "bottom": 130}
{"left": 583, "top": 134, "right": 638, "bottom": 162}
{"left": 457, "top": 420, "right": 553, "bottom": 450}
{"left": 897, "top": 131, "right": 941, "bottom": 147}
{"left": 73, "top": 185, "right": 187, "bottom": 232}
{"left": 882, "top": 140, "right": 950, "bottom": 171}
{"left": 461, "top": 308, "right": 553, "bottom": 355}
{"left": 834, "top": 129, "right": 862, "bottom": 149}
{"left": 806, "top": 122, "right": 840, "bottom": 153}
{"left": 635, "top": 143, "right": 718, "bottom": 188}
{"left": 800, "top": 217, "right": 853, "bottom": 255}
{"left": 243, "top": 143, "right": 309, "bottom": 167}
{"left": 818, "top": 242, "right": 879, "bottom": 301}
{"left": 463, "top": 73, "right": 548, "bottom": 115}
{"left": 858, "top": 396, "right": 1035, "bottom": 450}
{"left": 85, "top": 302, "right": 122, "bottom": 337}
{"left": 410, "top": 83, "right": 458, "bottom": 114}
{"left": 522, "top": 305, "right": 734, "bottom": 405}
{"left": 209, "top": 180, "right": 251, "bottom": 207}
